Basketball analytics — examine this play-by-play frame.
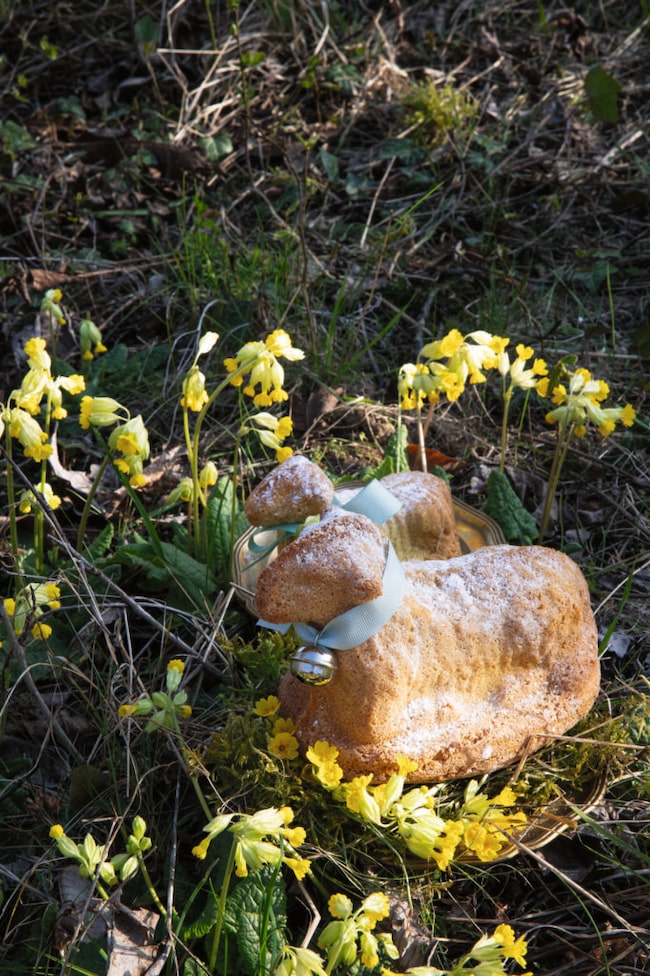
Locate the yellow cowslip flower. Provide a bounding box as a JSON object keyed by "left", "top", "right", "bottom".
{"left": 328, "top": 893, "right": 353, "bottom": 919}
{"left": 370, "top": 754, "right": 418, "bottom": 818}
{"left": 49, "top": 823, "right": 65, "bottom": 840}
{"left": 15, "top": 369, "right": 48, "bottom": 415}
{"left": 397, "top": 363, "right": 426, "bottom": 410}
{"left": 264, "top": 329, "right": 304, "bottom": 361}
{"left": 119, "top": 703, "right": 138, "bottom": 718}
{"left": 282, "top": 824, "right": 306, "bottom": 848}
{"left": 498, "top": 343, "right": 547, "bottom": 391}
{"left": 421, "top": 328, "right": 502, "bottom": 394}
{"left": 542, "top": 366, "right": 636, "bottom": 437}
{"left": 8, "top": 407, "right": 52, "bottom": 460}
{"left": 267, "top": 730, "right": 299, "bottom": 760}
{"left": 109, "top": 415, "right": 150, "bottom": 487}
{"left": 166, "top": 477, "right": 194, "bottom": 505}
{"left": 19, "top": 483, "right": 62, "bottom": 513}
{"left": 181, "top": 365, "right": 209, "bottom": 412}
{"left": 274, "top": 946, "right": 327, "bottom": 976}
{"left": 40, "top": 289, "right": 65, "bottom": 325}
{"left": 493, "top": 923, "right": 528, "bottom": 967}
{"left": 79, "top": 318, "right": 107, "bottom": 360}
{"left": 24, "top": 337, "right": 51, "bottom": 370}
{"left": 79, "top": 395, "right": 125, "bottom": 429}
{"left": 166, "top": 658, "right": 185, "bottom": 693}
{"left": 49, "top": 373, "right": 86, "bottom": 419}
{"left": 4, "top": 598, "right": 16, "bottom": 616}
{"left": 225, "top": 329, "right": 304, "bottom": 407}
{"left": 199, "top": 461, "right": 218, "bottom": 490}
{"left": 31, "top": 621, "right": 52, "bottom": 640}
{"left": 316, "top": 761, "right": 345, "bottom": 789}
{"left": 307, "top": 740, "right": 340, "bottom": 765}
{"left": 253, "top": 694, "right": 280, "bottom": 717}
{"left": 246, "top": 411, "right": 294, "bottom": 461}
{"left": 343, "top": 775, "right": 382, "bottom": 825}
{"left": 360, "top": 892, "right": 390, "bottom": 924}
{"left": 319, "top": 892, "right": 397, "bottom": 974}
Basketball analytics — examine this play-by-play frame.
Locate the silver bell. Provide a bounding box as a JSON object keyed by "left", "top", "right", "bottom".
{"left": 289, "top": 646, "right": 336, "bottom": 685}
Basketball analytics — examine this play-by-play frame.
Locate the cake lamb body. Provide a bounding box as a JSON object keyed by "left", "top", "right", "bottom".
{"left": 253, "top": 511, "right": 600, "bottom": 784}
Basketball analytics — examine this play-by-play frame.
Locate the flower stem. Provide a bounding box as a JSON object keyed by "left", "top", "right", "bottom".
{"left": 3, "top": 437, "right": 20, "bottom": 570}
{"left": 208, "top": 838, "right": 237, "bottom": 972}
{"left": 415, "top": 403, "right": 427, "bottom": 473}
{"left": 499, "top": 386, "right": 512, "bottom": 474}
{"left": 539, "top": 419, "right": 574, "bottom": 540}
{"left": 77, "top": 454, "right": 111, "bottom": 553}
{"left": 137, "top": 854, "right": 167, "bottom": 918}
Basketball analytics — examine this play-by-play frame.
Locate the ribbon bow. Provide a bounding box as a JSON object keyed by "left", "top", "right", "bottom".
{"left": 258, "top": 540, "right": 406, "bottom": 652}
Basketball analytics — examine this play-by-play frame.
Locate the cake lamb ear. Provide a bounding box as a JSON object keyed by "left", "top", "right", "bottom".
{"left": 254, "top": 511, "right": 388, "bottom": 627}
{"left": 244, "top": 454, "right": 335, "bottom": 527}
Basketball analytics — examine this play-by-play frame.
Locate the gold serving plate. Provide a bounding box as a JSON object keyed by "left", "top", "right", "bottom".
{"left": 232, "top": 491, "right": 506, "bottom": 616}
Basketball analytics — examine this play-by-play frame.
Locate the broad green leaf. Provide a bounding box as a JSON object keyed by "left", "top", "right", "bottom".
{"left": 83, "top": 522, "right": 114, "bottom": 560}
{"left": 135, "top": 15, "right": 159, "bottom": 57}
{"left": 318, "top": 149, "right": 339, "bottom": 183}
{"left": 180, "top": 890, "right": 220, "bottom": 941}
{"left": 206, "top": 476, "right": 248, "bottom": 580}
{"left": 585, "top": 65, "right": 622, "bottom": 123}
{"left": 224, "top": 867, "right": 287, "bottom": 976}
{"left": 199, "top": 133, "right": 233, "bottom": 162}
{"left": 484, "top": 470, "right": 537, "bottom": 545}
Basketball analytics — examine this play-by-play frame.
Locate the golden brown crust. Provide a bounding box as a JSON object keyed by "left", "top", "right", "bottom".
{"left": 244, "top": 455, "right": 335, "bottom": 526}
{"left": 255, "top": 511, "right": 387, "bottom": 625}
{"left": 275, "top": 542, "right": 600, "bottom": 783}
{"left": 380, "top": 471, "right": 462, "bottom": 560}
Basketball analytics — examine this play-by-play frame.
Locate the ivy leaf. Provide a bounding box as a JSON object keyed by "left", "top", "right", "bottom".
{"left": 483, "top": 470, "right": 538, "bottom": 545}
{"left": 585, "top": 65, "right": 622, "bottom": 123}
{"left": 223, "top": 866, "right": 287, "bottom": 976}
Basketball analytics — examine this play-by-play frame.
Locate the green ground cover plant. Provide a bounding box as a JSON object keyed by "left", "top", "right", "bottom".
{"left": 0, "top": 1, "right": 648, "bottom": 974}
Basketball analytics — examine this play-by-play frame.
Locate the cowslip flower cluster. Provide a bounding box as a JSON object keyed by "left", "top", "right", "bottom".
{"left": 273, "top": 945, "right": 327, "bottom": 976}
{"left": 318, "top": 891, "right": 399, "bottom": 972}
{"left": 118, "top": 658, "right": 192, "bottom": 730}
{"left": 191, "top": 805, "right": 311, "bottom": 880}
{"left": 225, "top": 328, "right": 304, "bottom": 407}
{"left": 538, "top": 365, "right": 636, "bottom": 437}
{"left": 79, "top": 317, "right": 108, "bottom": 361}
{"left": 181, "top": 331, "right": 219, "bottom": 413}
{"left": 3, "top": 581, "right": 61, "bottom": 640}
{"left": 79, "top": 395, "right": 150, "bottom": 487}
{"left": 0, "top": 336, "right": 85, "bottom": 469}
{"left": 308, "top": 743, "right": 526, "bottom": 870}
{"left": 253, "top": 695, "right": 300, "bottom": 760}
{"left": 382, "top": 922, "right": 530, "bottom": 976}
{"left": 399, "top": 329, "right": 508, "bottom": 409}
{"left": 243, "top": 411, "right": 294, "bottom": 462}
{"left": 49, "top": 816, "right": 152, "bottom": 896}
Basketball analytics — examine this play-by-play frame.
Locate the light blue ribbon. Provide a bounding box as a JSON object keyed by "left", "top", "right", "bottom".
{"left": 332, "top": 478, "right": 401, "bottom": 524}
{"left": 247, "top": 479, "right": 401, "bottom": 564}
{"left": 258, "top": 541, "right": 406, "bottom": 651}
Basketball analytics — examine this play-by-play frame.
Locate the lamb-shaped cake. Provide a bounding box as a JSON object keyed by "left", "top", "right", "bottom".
{"left": 254, "top": 509, "right": 600, "bottom": 784}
